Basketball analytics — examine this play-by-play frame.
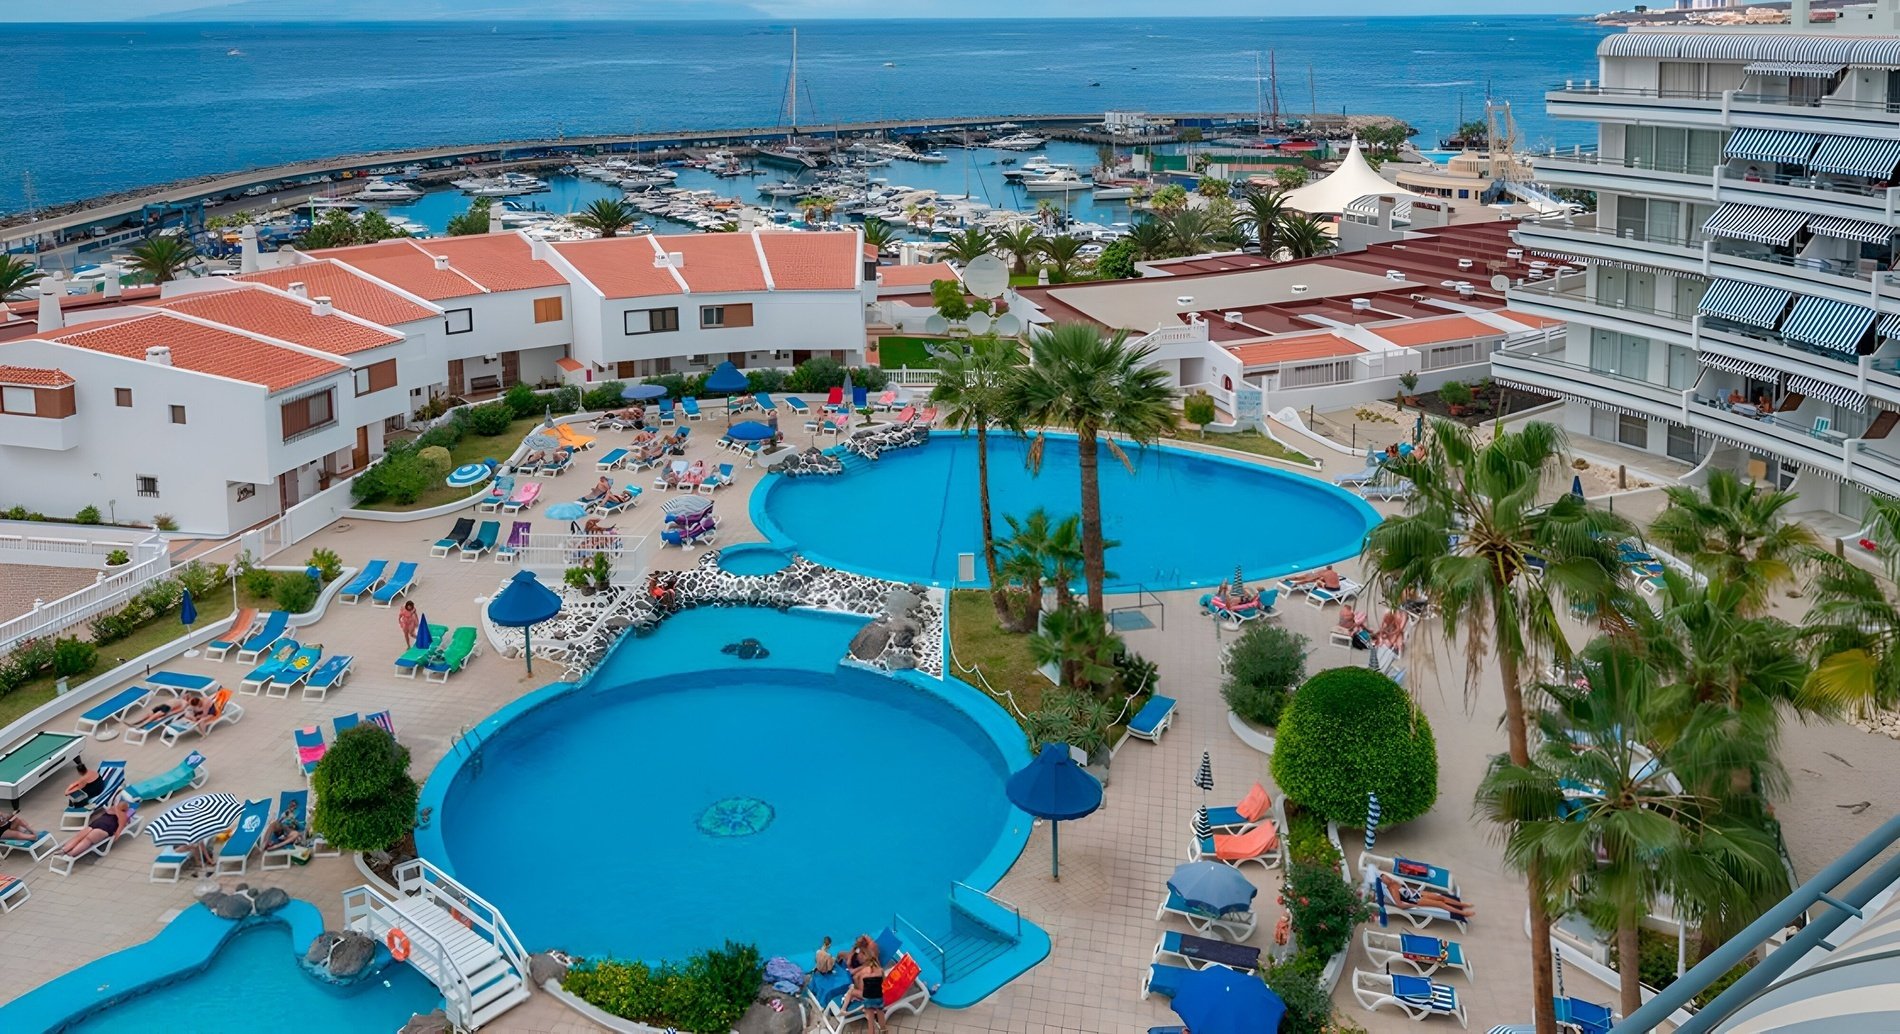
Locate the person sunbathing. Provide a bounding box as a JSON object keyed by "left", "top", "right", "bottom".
{"left": 124, "top": 699, "right": 182, "bottom": 728}
{"left": 1289, "top": 565, "right": 1341, "bottom": 591}
{"left": 58, "top": 799, "right": 129, "bottom": 858}
{"left": 682, "top": 459, "right": 708, "bottom": 484}
{"left": 582, "top": 517, "right": 617, "bottom": 536}
{"left": 1215, "top": 586, "right": 1257, "bottom": 612}
{"left": 1336, "top": 605, "right": 1371, "bottom": 649}
{"left": 0, "top": 812, "right": 40, "bottom": 841}
{"left": 1378, "top": 872, "right": 1475, "bottom": 919}
{"left": 178, "top": 695, "right": 216, "bottom": 733}
{"left": 263, "top": 800, "right": 304, "bottom": 852}
{"left": 633, "top": 429, "right": 657, "bottom": 445}
{"left": 604, "top": 486, "right": 634, "bottom": 506}
{"left": 581, "top": 476, "right": 612, "bottom": 504}
{"left": 65, "top": 758, "right": 107, "bottom": 806}
{"left": 1375, "top": 610, "right": 1408, "bottom": 650}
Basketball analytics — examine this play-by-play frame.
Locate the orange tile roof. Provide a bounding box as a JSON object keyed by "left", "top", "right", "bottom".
{"left": 1497, "top": 309, "right": 1564, "bottom": 329}
{"left": 670, "top": 233, "right": 768, "bottom": 293}
{"left": 555, "top": 357, "right": 584, "bottom": 372}
{"left": 878, "top": 262, "right": 958, "bottom": 288}
{"left": 157, "top": 288, "right": 402, "bottom": 356}
{"left": 237, "top": 260, "right": 437, "bottom": 327}
{"left": 410, "top": 233, "right": 569, "bottom": 293}
{"left": 553, "top": 237, "right": 682, "bottom": 299}
{"left": 48, "top": 312, "right": 344, "bottom": 392}
{"left": 1368, "top": 315, "right": 1503, "bottom": 348}
{"left": 757, "top": 232, "right": 861, "bottom": 291}
{"left": 1226, "top": 332, "right": 1365, "bottom": 368}
{"left": 0, "top": 364, "right": 74, "bottom": 387}
{"left": 314, "top": 240, "right": 486, "bottom": 301}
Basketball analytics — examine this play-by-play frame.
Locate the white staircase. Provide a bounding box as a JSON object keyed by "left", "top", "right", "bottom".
{"left": 343, "top": 858, "right": 532, "bottom": 1030}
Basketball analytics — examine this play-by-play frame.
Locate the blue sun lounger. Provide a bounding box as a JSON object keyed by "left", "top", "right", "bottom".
{"left": 658, "top": 397, "right": 677, "bottom": 424}
{"left": 146, "top": 670, "right": 221, "bottom": 697}
{"left": 337, "top": 559, "right": 388, "bottom": 604}
{"left": 262, "top": 788, "right": 325, "bottom": 869}
{"left": 0, "top": 825, "right": 54, "bottom": 861}
{"left": 235, "top": 612, "right": 290, "bottom": 664}
{"left": 785, "top": 396, "right": 810, "bottom": 415}
{"left": 755, "top": 392, "right": 777, "bottom": 413}
{"left": 1141, "top": 962, "right": 1196, "bottom": 999}
{"left": 125, "top": 751, "right": 207, "bottom": 804}
{"left": 265, "top": 646, "right": 324, "bottom": 697}
{"left": 681, "top": 397, "right": 702, "bottom": 420}
{"left": 74, "top": 687, "right": 149, "bottom": 736}
{"left": 595, "top": 447, "right": 631, "bottom": 470}
{"left": 1126, "top": 695, "right": 1177, "bottom": 743}
{"left": 371, "top": 562, "right": 418, "bottom": 606}
{"left": 241, "top": 640, "right": 301, "bottom": 693}
{"left": 1153, "top": 930, "right": 1261, "bottom": 972}
{"left": 301, "top": 655, "right": 353, "bottom": 702}
{"left": 214, "top": 797, "right": 274, "bottom": 876}
{"left": 1554, "top": 997, "right": 1616, "bottom": 1034}
{"left": 60, "top": 760, "right": 126, "bottom": 830}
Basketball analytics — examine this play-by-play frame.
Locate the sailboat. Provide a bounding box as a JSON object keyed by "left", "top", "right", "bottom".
{"left": 757, "top": 29, "right": 820, "bottom": 172}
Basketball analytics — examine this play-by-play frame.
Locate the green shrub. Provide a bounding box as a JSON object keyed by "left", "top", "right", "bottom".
{"left": 1096, "top": 237, "right": 1139, "bottom": 280}
{"left": 1263, "top": 952, "right": 1336, "bottom": 1034}
{"left": 851, "top": 365, "right": 888, "bottom": 391}
{"left": 1282, "top": 856, "right": 1370, "bottom": 961}
{"left": 240, "top": 565, "right": 278, "bottom": 600}
{"left": 52, "top": 637, "right": 97, "bottom": 679}
{"left": 561, "top": 941, "right": 762, "bottom": 1033}
{"left": 745, "top": 368, "right": 787, "bottom": 393}
{"left": 582, "top": 382, "right": 626, "bottom": 411}
{"left": 12, "top": 637, "right": 56, "bottom": 676}
{"left": 153, "top": 514, "right": 179, "bottom": 532}
{"left": 1283, "top": 805, "right": 1342, "bottom": 869}
{"left": 467, "top": 401, "right": 514, "bottom": 436}
{"left": 416, "top": 446, "right": 453, "bottom": 478}
{"left": 310, "top": 723, "right": 418, "bottom": 852}
{"left": 105, "top": 549, "right": 130, "bottom": 566}
{"left": 2, "top": 505, "right": 26, "bottom": 520}
{"left": 1438, "top": 379, "right": 1472, "bottom": 408}
{"left": 413, "top": 422, "right": 463, "bottom": 451}
{"left": 352, "top": 446, "right": 436, "bottom": 505}
{"left": 133, "top": 578, "right": 181, "bottom": 619}
{"left": 1182, "top": 392, "right": 1217, "bottom": 435}
{"left": 89, "top": 610, "right": 138, "bottom": 646}
{"left": 503, "top": 382, "right": 540, "bottom": 418}
{"left": 549, "top": 385, "right": 581, "bottom": 413}
{"left": 175, "top": 560, "right": 224, "bottom": 602}
{"left": 74, "top": 505, "right": 102, "bottom": 525}
{"left": 306, "top": 547, "right": 343, "bottom": 582}
{"left": 273, "top": 570, "right": 319, "bottom": 613}
{"left": 1221, "top": 624, "right": 1307, "bottom": 728}
{"left": 1271, "top": 667, "right": 1438, "bottom": 826}
{"left": 785, "top": 355, "right": 844, "bottom": 393}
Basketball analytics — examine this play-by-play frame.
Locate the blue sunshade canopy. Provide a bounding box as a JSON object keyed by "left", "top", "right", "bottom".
{"left": 545, "top": 502, "right": 588, "bottom": 521}
{"left": 728, "top": 420, "right": 776, "bottom": 442}
{"left": 447, "top": 462, "right": 493, "bottom": 488}
{"left": 1168, "top": 860, "right": 1258, "bottom": 916}
{"left": 621, "top": 383, "right": 669, "bottom": 401}
{"left": 704, "top": 361, "right": 749, "bottom": 393}
{"left": 1170, "top": 965, "right": 1286, "bottom": 1034}
{"left": 1005, "top": 743, "right": 1103, "bottom": 821}
{"left": 489, "top": 570, "right": 563, "bottom": 628}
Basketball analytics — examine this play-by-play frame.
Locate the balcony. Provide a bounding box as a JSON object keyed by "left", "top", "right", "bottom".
{"left": 1513, "top": 220, "right": 1705, "bottom": 273}
{"left": 1707, "top": 241, "right": 1900, "bottom": 308}
{"left": 1491, "top": 340, "right": 1690, "bottom": 425}
{"left": 1506, "top": 277, "right": 1697, "bottom": 348}
{"left": 1534, "top": 152, "right": 1716, "bottom": 204}
{"left": 0, "top": 412, "right": 80, "bottom": 451}
{"left": 1688, "top": 393, "right": 1852, "bottom": 474}
{"left": 1716, "top": 166, "right": 1897, "bottom": 220}
{"left": 1848, "top": 439, "right": 1900, "bottom": 497}
{"left": 1546, "top": 83, "right": 1900, "bottom": 136}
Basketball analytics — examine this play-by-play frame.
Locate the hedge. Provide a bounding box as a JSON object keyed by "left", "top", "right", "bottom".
{"left": 1270, "top": 666, "right": 1438, "bottom": 826}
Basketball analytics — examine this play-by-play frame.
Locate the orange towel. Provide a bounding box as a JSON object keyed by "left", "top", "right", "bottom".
{"left": 1236, "top": 783, "right": 1271, "bottom": 823}
{"left": 1214, "top": 822, "right": 1279, "bottom": 861}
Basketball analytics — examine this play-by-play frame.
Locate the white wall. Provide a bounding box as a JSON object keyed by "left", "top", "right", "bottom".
{"left": 436, "top": 287, "right": 573, "bottom": 364}
{"left": 588, "top": 290, "right": 867, "bottom": 368}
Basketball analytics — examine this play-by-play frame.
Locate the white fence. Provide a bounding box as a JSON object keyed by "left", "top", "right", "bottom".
{"left": 512, "top": 531, "right": 657, "bottom": 582}
{"left": 236, "top": 476, "right": 363, "bottom": 564}
{"left": 0, "top": 549, "right": 173, "bottom": 657}
{"left": 883, "top": 367, "right": 940, "bottom": 387}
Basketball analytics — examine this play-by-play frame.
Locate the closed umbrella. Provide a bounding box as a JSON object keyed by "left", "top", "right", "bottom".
{"left": 178, "top": 588, "right": 197, "bottom": 633}
{"left": 488, "top": 569, "right": 564, "bottom": 675}
{"left": 144, "top": 791, "right": 241, "bottom": 847}
{"left": 1571, "top": 474, "right": 1585, "bottom": 499}
{"left": 1004, "top": 742, "right": 1103, "bottom": 879}
{"left": 621, "top": 383, "right": 668, "bottom": 401}
{"left": 1167, "top": 860, "right": 1257, "bottom": 916}
{"left": 1365, "top": 791, "right": 1382, "bottom": 852}
{"left": 1169, "top": 965, "right": 1286, "bottom": 1034}
{"left": 1193, "top": 804, "right": 1212, "bottom": 841}
{"left": 1193, "top": 750, "right": 1215, "bottom": 799}
{"left": 447, "top": 462, "right": 493, "bottom": 488}
{"left": 662, "top": 495, "right": 714, "bottom": 519}
{"left": 413, "top": 616, "right": 433, "bottom": 653}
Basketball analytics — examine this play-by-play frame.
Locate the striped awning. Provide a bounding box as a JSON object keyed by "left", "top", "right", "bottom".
{"left": 1808, "top": 214, "right": 1895, "bottom": 246}
{"left": 1788, "top": 373, "right": 1866, "bottom": 411}
{"left": 1698, "top": 278, "right": 1794, "bottom": 329}
{"left": 1781, "top": 294, "right": 1877, "bottom": 353}
{"left": 1492, "top": 377, "right": 1659, "bottom": 422}
{"left": 1724, "top": 127, "right": 1820, "bottom": 165}
{"left": 1702, "top": 203, "right": 1809, "bottom": 246}
{"left": 1699, "top": 350, "right": 1785, "bottom": 383}
{"left": 1808, "top": 135, "right": 1900, "bottom": 178}
{"left": 1601, "top": 33, "right": 1900, "bottom": 68}
{"left": 1745, "top": 60, "right": 1845, "bottom": 77}
{"left": 1879, "top": 313, "right": 1900, "bottom": 339}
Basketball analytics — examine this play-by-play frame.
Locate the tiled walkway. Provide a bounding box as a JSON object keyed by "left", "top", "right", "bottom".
{"left": 0, "top": 423, "right": 1890, "bottom": 1033}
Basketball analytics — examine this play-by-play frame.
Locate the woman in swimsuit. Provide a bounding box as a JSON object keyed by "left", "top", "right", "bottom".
{"left": 1378, "top": 872, "right": 1475, "bottom": 919}
{"left": 0, "top": 812, "right": 40, "bottom": 841}
{"left": 58, "top": 799, "right": 129, "bottom": 858}
{"left": 124, "top": 700, "right": 180, "bottom": 727}
{"left": 65, "top": 758, "right": 107, "bottom": 806}
{"left": 842, "top": 939, "right": 886, "bottom": 1032}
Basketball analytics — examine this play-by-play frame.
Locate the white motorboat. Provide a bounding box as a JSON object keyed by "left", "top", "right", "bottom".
{"left": 989, "top": 132, "right": 1046, "bottom": 151}
{"left": 1021, "top": 169, "right": 1091, "bottom": 193}
{"left": 758, "top": 181, "right": 811, "bottom": 199}
{"left": 1090, "top": 185, "right": 1136, "bottom": 200}
{"left": 354, "top": 178, "right": 423, "bottom": 203}
{"left": 463, "top": 172, "right": 550, "bottom": 197}
{"left": 910, "top": 150, "right": 950, "bottom": 164}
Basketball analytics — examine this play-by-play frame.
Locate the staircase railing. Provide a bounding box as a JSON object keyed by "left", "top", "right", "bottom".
{"left": 393, "top": 857, "right": 530, "bottom": 978}
{"left": 950, "top": 881, "right": 1022, "bottom": 943}
{"left": 891, "top": 912, "right": 948, "bottom": 980}
{"left": 342, "top": 884, "right": 476, "bottom": 1028}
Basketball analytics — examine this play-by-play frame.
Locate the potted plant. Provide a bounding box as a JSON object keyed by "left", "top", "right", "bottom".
{"left": 105, "top": 549, "right": 130, "bottom": 568}
{"left": 1439, "top": 379, "right": 1472, "bottom": 417}
{"left": 564, "top": 565, "right": 596, "bottom": 596}
{"left": 1398, "top": 370, "right": 1419, "bottom": 407}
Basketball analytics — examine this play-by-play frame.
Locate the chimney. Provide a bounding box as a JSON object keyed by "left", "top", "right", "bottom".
{"left": 1376, "top": 195, "right": 1396, "bottom": 230}
{"left": 529, "top": 238, "right": 552, "bottom": 262}
{"left": 36, "top": 283, "right": 62, "bottom": 334}
{"left": 434, "top": 255, "right": 451, "bottom": 271}
{"left": 312, "top": 296, "right": 333, "bottom": 317}
{"left": 488, "top": 203, "right": 505, "bottom": 235}
{"left": 102, "top": 263, "right": 122, "bottom": 299}
{"left": 238, "top": 225, "right": 261, "bottom": 274}
{"left": 287, "top": 281, "right": 308, "bottom": 299}
{"left": 145, "top": 346, "right": 173, "bottom": 366}
{"left": 1791, "top": 0, "right": 1810, "bottom": 27}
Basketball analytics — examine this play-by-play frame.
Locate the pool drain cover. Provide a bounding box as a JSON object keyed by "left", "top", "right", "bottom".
{"left": 697, "top": 796, "right": 775, "bottom": 838}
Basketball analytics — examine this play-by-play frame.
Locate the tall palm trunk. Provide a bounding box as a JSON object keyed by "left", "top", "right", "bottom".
{"left": 1077, "top": 426, "right": 1107, "bottom": 615}
{"left": 1502, "top": 647, "right": 1561, "bottom": 1034}
{"left": 976, "top": 425, "right": 1010, "bottom": 624}
{"left": 1616, "top": 916, "right": 1643, "bottom": 1019}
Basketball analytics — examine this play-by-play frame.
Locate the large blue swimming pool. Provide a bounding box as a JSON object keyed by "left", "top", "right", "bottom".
{"left": 755, "top": 434, "right": 1379, "bottom": 590}
{"left": 420, "top": 607, "right": 1030, "bottom": 965}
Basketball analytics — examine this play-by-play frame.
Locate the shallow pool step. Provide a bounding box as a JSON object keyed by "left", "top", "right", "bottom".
{"left": 940, "top": 930, "right": 1014, "bottom": 982}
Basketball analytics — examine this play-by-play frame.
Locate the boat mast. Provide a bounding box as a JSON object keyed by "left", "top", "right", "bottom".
{"left": 1268, "top": 50, "right": 1280, "bottom": 133}
{"left": 1255, "top": 52, "right": 1264, "bottom": 137}
{"left": 1307, "top": 64, "right": 1316, "bottom": 124}
{"left": 783, "top": 29, "right": 800, "bottom": 138}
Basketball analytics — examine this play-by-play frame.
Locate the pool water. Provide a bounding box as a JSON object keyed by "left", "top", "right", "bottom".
{"left": 69, "top": 926, "right": 439, "bottom": 1033}
{"left": 756, "top": 434, "right": 1379, "bottom": 590}
{"left": 718, "top": 543, "right": 794, "bottom": 575}
{"left": 425, "top": 607, "right": 1025, "bottom": 964}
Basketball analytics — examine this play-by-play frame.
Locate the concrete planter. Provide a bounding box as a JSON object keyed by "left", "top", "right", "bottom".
{"left": 1227, "top": 710, "right": 1276, "bottom": 755}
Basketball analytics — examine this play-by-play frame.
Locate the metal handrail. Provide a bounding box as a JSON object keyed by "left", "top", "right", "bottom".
{"left": 892, "top": 912, "right": 948, "bottom": 979}
{"left": 951, "top": 881, "right": 1023, "bottom": 941}
{"left": 1693, "top": 394, "right": 1850, "bottom": 443}
{"left": 1492, "top": 348, "right": 1686, "bottom": 395}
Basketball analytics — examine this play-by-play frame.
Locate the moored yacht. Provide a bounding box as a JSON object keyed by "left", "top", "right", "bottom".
{"left": 1021, "top": 168, "right": 1091, "bottom": 193}
{"left": 354, "top": 178, "right": 424, "bottom": 203}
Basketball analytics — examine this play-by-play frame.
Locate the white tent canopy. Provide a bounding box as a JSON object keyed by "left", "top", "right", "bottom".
{"left": 1282, "top": 138, "right": 1423, "bottom": 216}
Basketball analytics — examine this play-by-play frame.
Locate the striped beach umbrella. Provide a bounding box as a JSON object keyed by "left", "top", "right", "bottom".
{"left": 661, "top": 495, "right": 714, "bottom": 518}
{"left": 1193, "top": 804, "right": 1212, "bottom": 841}
{"left": 1365, "top": 791, "right": 1382, "bottom": 852}
{"left": 1233, "top": 563, "right": 1246, "bottom": 594}
{"left": 446, "top": 462, "right": 493, "bottom": 488}
{"left": 1192, "top": 751, "right": 1215, "bottom": 794}
{"left": 144, "top": 792, "right": 241, "bottom": 847}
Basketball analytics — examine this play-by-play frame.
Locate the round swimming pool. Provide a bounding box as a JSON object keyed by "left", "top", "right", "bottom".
{"left": 754, "top": 434, "right": 1379, "bottom": 590}
{"left": 718, "top": 542, "right": 794, "bottom": 575}
{"left": 418, "top": 607, "right": 1029, "bottom": 964}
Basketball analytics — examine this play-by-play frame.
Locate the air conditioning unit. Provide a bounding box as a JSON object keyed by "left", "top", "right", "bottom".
{"left": 1223, "top": 312, "right": 1243, "bottom": 324}
{"left": 1386, "top": 270, "right": 1405, "bottom": 281}
{"left": 1457, "top": 258, "right": 1474, "bottom": 270}
{"left": 1290, "top": 285, "right": 1308, "bottom": 295}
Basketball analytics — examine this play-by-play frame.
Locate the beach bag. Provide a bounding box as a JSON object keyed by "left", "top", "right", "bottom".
{"left": 290, "top": 844, "right": 314, "bottom": 865}
{"left": 1396, "top": 859, "right": 1431, "bottom": 878}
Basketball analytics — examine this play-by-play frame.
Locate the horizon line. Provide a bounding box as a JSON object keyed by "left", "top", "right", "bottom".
{"left": 0, "top": 12, "right": 1605, "bottom": 25}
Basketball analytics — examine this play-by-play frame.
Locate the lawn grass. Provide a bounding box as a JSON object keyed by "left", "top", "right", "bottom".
{"left": 948, "top": 589, "right": 1049, "bottom": 718}
{"left": 359, "top": 414, "right": 548, "bottom": 512}
{"left": 875, "top": 336, "right": 951, "bottom": 370}
{"left": 1181, "top": 427, "right": 1314, "bottom": 466}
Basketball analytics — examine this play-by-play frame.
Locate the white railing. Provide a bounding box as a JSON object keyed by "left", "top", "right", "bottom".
{"left": 0, "top": 550, "right": 173, "bottom": 658}
{"left": 510, "top": 530, "right": 655, "bottom": 581}
{"left": 883, "top": 366, "right": 940, "bottom": 387}
{"left": 0, "top": 533, "right": 142, "bottom": 558}
{"left": 394, "top": 858, "right": 530, "bottom": 977}
{"left": 342, "top": 884, "right": 478, "bottom": 1028}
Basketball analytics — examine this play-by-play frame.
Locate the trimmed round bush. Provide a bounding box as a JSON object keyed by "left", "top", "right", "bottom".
{"left": 1221, "top": 624, "right": 1307, "bottom": 728}
{"left": 416, "top": 445, "right": 453, "bottom": 477}
{"left": 1270, "top": 667, "right": 1438, "bottom": 826}
{"left": 311, "top": 724, "right": 418, "bottom": 853}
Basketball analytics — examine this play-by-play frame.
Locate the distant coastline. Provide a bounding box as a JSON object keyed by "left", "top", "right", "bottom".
{"left": 1592, "top": 0, "right": 1849, "bottom": 26}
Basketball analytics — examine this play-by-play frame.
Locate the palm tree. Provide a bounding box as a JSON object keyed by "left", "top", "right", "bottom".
{"left": 1036, "top": 235, "right": 1087, "bottom": 284}
{"left": 1029, "top": 604, "right": 1123, "bottom": 691}
{"left": 0, "top": 255, "right": 44, "bottom": 299}
{"left": 1638, "top": 571, "right": 1810, "bottom": 719}
{"left": 1478, "top": 641, "right": 1787, "bottom": 1019}
{"left": 932, "top": 335, "right": 1022, "bottom": 625}
{"left": 126, "top": 236, "right": 198, "bottom": 285}
{"left": 861, "top": 219, "right": 899, "bottom": 253}
{"left": 573, "top": 198, "right": 637, "bottom": 238}
{"left": 446, "top": 198, "right": 493, "bottom": 237}
{"left": 1648, "top": 469, "right": 1819, "bottom": 613}
{"left": 1235, "top": 187, "right": 1291, "bottom": 258}
{"left": 1278, "top": 213, "right": 1335, "bottom": 259}
{"left": 1012, "top": 323, "right": 1176, "bottom": 615}
{"left": 1361, "top": 419, "right": 1634, "bottom": 1034}
{"left": 1148, "top": 184, "right": 1190, "bottom": 216}
{"left": 941, "top": 227, "right": 997, "bottom": 266}
{"left": 998, "top": 225, "right": 1043, "bottom": 275}
{"left": 999, "top": 508, "right": 1059, "bottom": 631}
{"left": 1803, "top": 495, "right": 1900, "bottom": 709}
{"left": 1124, "top": 218, "right": 1174, "bottom": 261}
{"left": 1162, "top": 209, "right": 1218, "bottom": 257}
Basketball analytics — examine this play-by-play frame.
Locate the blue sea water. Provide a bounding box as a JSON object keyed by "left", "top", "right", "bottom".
{"left": 2, "top": 16, "right": 1610, "bottom": 214}
{"left": 756, "top": 434, "right": 1381, "bottom": 591}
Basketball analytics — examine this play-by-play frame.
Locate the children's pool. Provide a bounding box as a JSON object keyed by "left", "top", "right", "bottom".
{"left": 419, "top": 607, "right": 1032, "bottom": 966}
{"left": 66, "top": 925, "right": 439, "bottom": 1033}
{"left": 755, "top": 434, "right": 1379, "bottom": 591}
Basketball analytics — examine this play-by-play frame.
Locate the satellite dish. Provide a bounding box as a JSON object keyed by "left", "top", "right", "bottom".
{"left": 962, "top": 254, "right": 1009, "bottom": 299}
{"left": 1489, "top": 274, "right": 1511, "bottom": 292}
{"left": 966, "top": 310, "right": 993, "bottom": 334}
{"left": 923, "top": 314, "right": 950, "bottom": 335}
{"left": 993, "top": 313, "right": 1023, "bottom": 336}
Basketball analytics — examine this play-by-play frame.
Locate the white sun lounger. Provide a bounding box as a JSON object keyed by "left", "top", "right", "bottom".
{"left": 1362, "top": 863, "right": 1469, "bottom": 933}
{"left": 0, "top": 829, "right": 56, "bottom": 862}
{"left": 1155, "top": 887, "right": 1256, "bottom": 941}
{"left": 47, "top": 803, "right": 138, "bottom": 877}
{"left": 1352, "top": 970, "right": 1469, "bottom": 1027}
{"left": 1308, "top": 579, "right": 1364, "bottom": 608}
{"left": 1363, "top": 929, "right": 1474, "bottom": 982}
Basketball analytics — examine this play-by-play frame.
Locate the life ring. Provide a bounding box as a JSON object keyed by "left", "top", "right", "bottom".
{"left": 386, "top": 928, "right": 411, "bottom": 961}
{"left": 449, "top": 906, "right": 473, "bottom": 929}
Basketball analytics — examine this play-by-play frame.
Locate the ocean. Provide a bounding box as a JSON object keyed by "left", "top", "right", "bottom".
{"left": 0, "top": 16, "right": 1611, "bottom": 215}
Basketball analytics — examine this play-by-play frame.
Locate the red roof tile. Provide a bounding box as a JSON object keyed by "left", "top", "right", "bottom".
{"left": 1226, "top": 332, "right": 1365, "bottom": 368}
{"left": 0, "top": 364, "right": 74, "bottom": 387}
{"left": 555, "top": 231, "right": 858, "bottom": 300}
{"left": 48, "top": 312, "right": 345, "bottom": 392}
{"left": 1368, "top": 315, "right": 1503, "bottom": 348}
{"left": 757, "top": 232, "right": 861, "bottom": 291}
{"left": 409, "top": 233, "right": 568, "bottom": 293}
{"left": 553, "top": 237, "right": 682, "bottom": 300}
{"left": 157, "top": 288, "right": 401, "bottom": 356}
{"left": 314, "top": 240, "right": 486, "bottom": 301}
{"left": 236, "top": 260, "right": 437, "bottom": 327}
{"left": 876, "top": 262, "right": 957, "bottom": 288}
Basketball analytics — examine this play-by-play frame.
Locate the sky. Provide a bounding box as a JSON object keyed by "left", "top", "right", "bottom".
{"left": 5, "top": 0, "right": 1593, "bottom": 21}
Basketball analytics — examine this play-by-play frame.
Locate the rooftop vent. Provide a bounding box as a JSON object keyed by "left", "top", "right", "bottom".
{"left": 434, "top": 256, "right": 451, "bottom": 271}
{"left": 1457, "top": 258, "right": 1474, "bottom": 270}
{"left": 1224, "top": 311, "right": 1243, "bottom": 323}
{"left": 1176, "top": 295, "right": 1195, "bottom": 307}
{"left": 287, "top": 281, "right": 308, "bottom": 298}
{"left": 312, "top": 296, "right": 333, "bottom": 317}
{"left": 1290, "top": 285, "right": 1308, "bottom": 295}
{"left": 1506, "top": 248, "right": 1524, "bottom": 260}
{"left": 1352, "top": 298, "right": 1372, "bottom": 311}
{"left": 1386, "top": 270, "right": 1405, "bottom": 281}
{"left": 145, "top": 346, "right": 172, "bottom": 366}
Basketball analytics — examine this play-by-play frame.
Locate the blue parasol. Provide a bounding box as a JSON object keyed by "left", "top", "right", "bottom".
{"left": 621, "top": 383, "right": 668, "bottom": 401}
{"left": 727, "top": 420, "right": 775, "bottom": 442}
{"left": 1167, "top": 860, "right": 1257, "bottom": 916}
{"left": 488, "top": 570, "right": 564, "bottom": 675}
{"left": 523, "top": 433, "right": 558, "bottom": 451}
{"left": 704, "top": 361, "right": 748, "bottom": 393}
{"left": 1005, "top": 743, "right": 1103, "bottom": 879}
{"left": 446, "top": 462, "right": 493, "bottom": 488}
{"left": 413, "top": 616, "right": 433, "bottom": 652}
{"left": 545, "top": 502, "right": 588, "bottom": 521}
{"left": 661, "top": 495, "right": 713, "bottom": 518}
{"left": 1169, "top": 965, "right": 1286, "bottom": 1034}
{"left": 179, "top": 588, "right": 197, "bottom": 631}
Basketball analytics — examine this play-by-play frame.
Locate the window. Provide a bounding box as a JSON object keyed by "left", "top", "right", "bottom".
{"left": 1, "top": 387, "right": 36, "bottom": 415}
{"left": 533, "top": 296, "right": 564, "bottom": 323}
{"left": 281, "top": 388, "right": 337, "bottom": 441}
{"left": 625, "top": 307, "right": 679, "bottom": 335}
{"left": 1666, "top": 424, "right": 1702, "bottom": 463}
{"left": 1617, "top": 414, "right": 1649, "bottom": 449}
{"left": 169, "top": 405, "right": 186, "bottom": 425}
{"left": 354, "top": 359, "right": 397, "bottom": 397}
{"left": 136, "top": 475, "right": 159, "bottom": 498}
{"left": 699, "top": 303, "right": 753, "bottom": 329}
{"left": 701, "top": 305, "right": 726, "bottom": 328}
{"left": 1666, "top": 345, "right": 1699, "bottom": 389}
{"left": 444, "top": 308, "right": 474, "bottom": 335}
{"left": 115, "top": 387, "right": 132, "bottom": 407}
